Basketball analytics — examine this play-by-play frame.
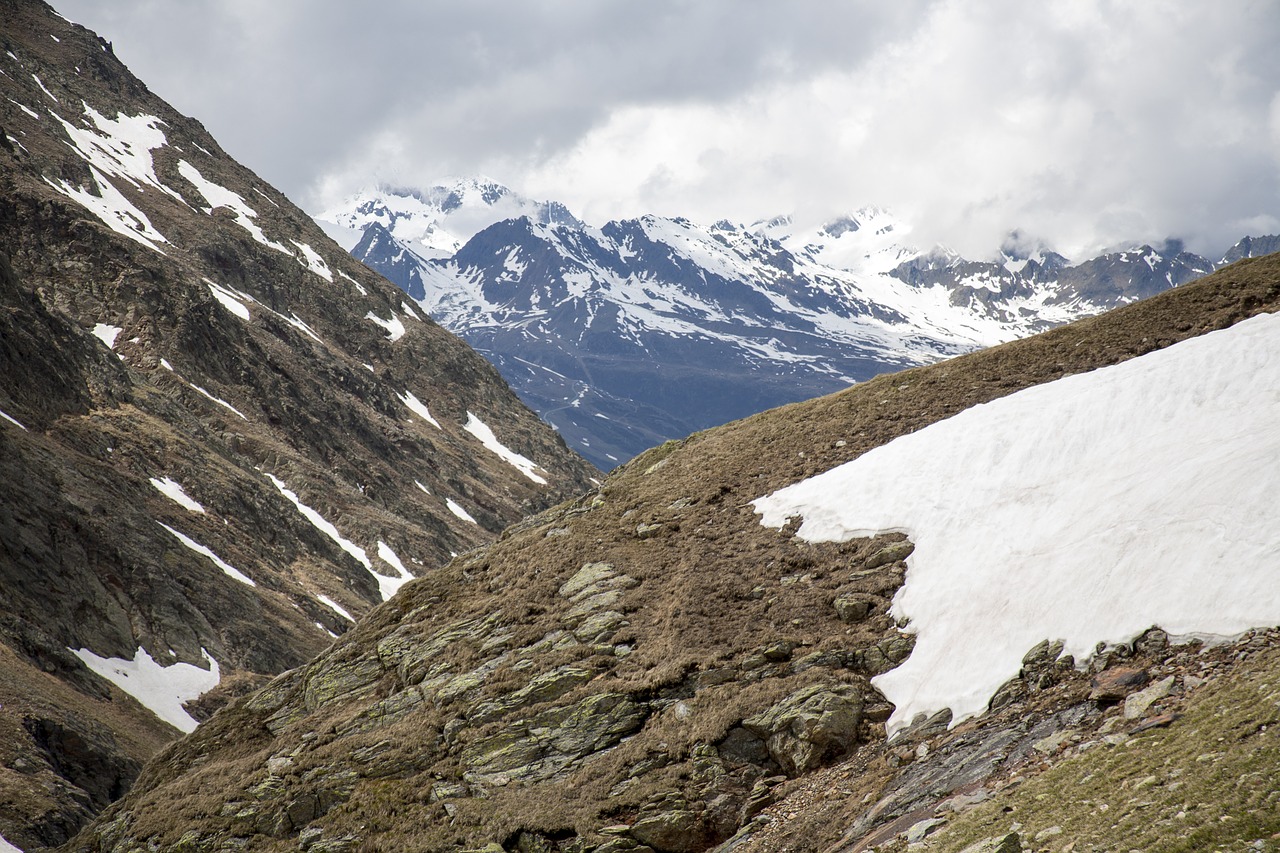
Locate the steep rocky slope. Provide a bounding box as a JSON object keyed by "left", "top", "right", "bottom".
{"left": 0, "top": 2, "right": 595, "bottom": 847}
{"left": 66, "top": 249, "right": 1280, "bottom": 852}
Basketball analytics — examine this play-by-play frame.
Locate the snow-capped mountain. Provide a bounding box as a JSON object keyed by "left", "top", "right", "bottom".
{"left": 316, "top": 177, "right": 581, "bottom": 258}
{"left": 320, "top": 183, "right": 1224, "bottom": 468}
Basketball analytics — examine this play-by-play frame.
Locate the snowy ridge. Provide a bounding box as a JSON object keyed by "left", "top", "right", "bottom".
{"left": 330, "top": 180, "right": 1228, "bottom": 467}
{"left": 755, "top": 311, "right": 1280, "bottom": 735}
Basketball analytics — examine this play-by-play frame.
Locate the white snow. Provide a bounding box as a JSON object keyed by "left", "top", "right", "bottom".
{"left": 338, "top": 269, "right": 367, "bottom": 294}
{"left": 7, "top": 99, "right": 39, "bottom": 120}
{"left": 372, "top": 540, "right": 414, "bottom": 601}
{"left": 179, "top": 160, "right": 291, "bottom": 254}
{"left": 399, "top": 390, "right": 441, "bottom": 429}
{"left": 149, "top": 476, "right": 204, "bottom": 514}
{"left": 45, "top": 165, "right": 168, "bottom": 254}
{"left": 0, "top": 831, "right": 23, "bottom": 853}
{"left": 205, "top": 278, "right": 251, "bottom": 320}
{"left": 0, "top": 408, "right": 27, "bottom": 430}
{"left": 317, "top": 594, "right": 354, "bottom": 622}
{"left": 71, "top": 646, "right": 220, "bottom": 733}
{"left": 463, "top": 411, "right": 547, "bottom": 485}
{"left": 446, "top": 497, "right": 478, "bottom": 524}
{"left": 31, "top": 73, "right": 57, "bottom": 102}
{"left": 754, "top": 311, "right": 1280, "bottom": 736}
{"left": 52, "top": 105, "right": 179, "bottom": 200}
{"left": 366, "top": 311, "right": 406, "bottom": 342}
{"left": 91, "top": 322, "right": 122, "bottom": 349}
{"left": 291, "top": 240, "right": 333, "bottom": 281}
{"left": 401, "top": 301, "right": 422, "bottom": 320}
{"left": 264, "top": 473, "right": 371, "bottom": 569}
{"left": 157, "top": 522, "right": 255, "bottom": 587}
{"left": 414, "top": 480, "right": 431, "bottom": 495}
{"left": 188, "top": 382, "right": 249, "bottom": 421}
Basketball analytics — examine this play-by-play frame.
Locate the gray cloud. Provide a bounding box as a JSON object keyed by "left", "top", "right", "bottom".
{"left": 55, "top": 0, "right": 1280, "bottom": 259}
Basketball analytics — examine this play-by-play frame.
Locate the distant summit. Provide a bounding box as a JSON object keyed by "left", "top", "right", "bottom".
{"left": 321, "top": 182, "right": 1255, "bottom": 469}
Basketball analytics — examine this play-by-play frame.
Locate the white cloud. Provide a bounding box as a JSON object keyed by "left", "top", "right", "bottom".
{"left": 57, "top": 0, "right": 1280, "bottom": 258}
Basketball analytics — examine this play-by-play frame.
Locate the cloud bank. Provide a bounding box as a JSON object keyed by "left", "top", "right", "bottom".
{"left": 57, "top": 0, "right": 1280, "bottom": 258}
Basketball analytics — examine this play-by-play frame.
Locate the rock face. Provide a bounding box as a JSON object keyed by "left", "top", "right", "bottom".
{"left": 66, "top": 255, "right": 1280, "bottom": 852}
{"left": 0, "top": 2, "right": 595, "bottom": 846}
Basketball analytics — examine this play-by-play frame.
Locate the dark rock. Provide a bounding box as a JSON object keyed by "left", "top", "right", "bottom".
{"left": 742, "top": 684, "right": 865, "bottom": 775}
{"left": 1089, "top": 667, "right": 1150, "bottom": 703}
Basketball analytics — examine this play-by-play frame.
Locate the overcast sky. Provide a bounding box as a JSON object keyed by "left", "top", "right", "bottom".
{"left": 55, "top": 0, "right": 1280, "bottom": 259}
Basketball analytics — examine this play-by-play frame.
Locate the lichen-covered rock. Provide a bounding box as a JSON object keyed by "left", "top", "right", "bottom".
{"left": 742, "top": 684, "right": 865, "bottom": 775}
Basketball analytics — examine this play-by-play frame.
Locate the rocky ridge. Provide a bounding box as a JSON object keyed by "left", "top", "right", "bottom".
{"left": 66, "top": 253, "right": 1280, "bottom": 852}
{"left": 0, "top": 2, "right": 595, "bottom": 847}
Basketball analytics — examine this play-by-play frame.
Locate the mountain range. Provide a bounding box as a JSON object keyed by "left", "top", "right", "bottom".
{"left": 316, "top": 180, "right": 1271, "bottom": 469}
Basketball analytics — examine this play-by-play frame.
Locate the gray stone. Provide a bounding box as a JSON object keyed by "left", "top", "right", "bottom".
{"left": 629, "top": 809, "right": 702, "bottom": 852}
{"left": 905, "top": 817, "right": 946, "bottom": 843}
{"left": 958, "top": 833, "right": 1022, "bottom": 853}
{"left": 1124, "top": 674, "right": 1175, "bottom": 719}
{"left": 865, "top": 540, "right": 915, "bottom": 569}
{"left": 833, "top": 594, "right": 874, "bottom": 622}
{"left": 742, "top": 684, "right": 865, "bottom": 775}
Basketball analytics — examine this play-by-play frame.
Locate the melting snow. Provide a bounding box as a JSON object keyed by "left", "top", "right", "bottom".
{"left": 188, "top": 382, "right": 249, "bottom": 421}
{"left": 317, "top": 594, "right": 354, "bottom": 623}
{"left": 463, "top": 411, "right": 547, "bottom": 484}
{"left": 446, "top": 498, "right": 478, "bottom": 524}
{"left": 0, "top": 831, "right": 22, "bottom": 853}
{"left": 157, "top": 522, "right": 255, "bottom": 587}
{"left": 7, "top": 99, "right": 40, "bottom": 120}
{"left": 46, "top": 165, "right": 168, "bottom": 254}
{"left": 179, "top": 160, "right": 291, "bottom": 253}
{"left": 149, "top": 476, "right": 204, "bottom": 514}
{"left": 91, "top": 322, "right": 122, "bottom": 348}
{"left": 0, "top": 408, "right": 27, "bottom": 430}
{"left": 401, "top": 301, "right": 422, "bottom": 320}
{"left": 264, "top": 473, "right": 371, "bottom": 569}
{"left": 372, "top": 540, "right": 414, "bottom": 601}
{"left": 71, "top": 646, "right": 220, "bottom": 733}
{"left": 52, "top": 105, "right": 179, "bottom": 200}
{"left": 291, "top": 240, "right": 333, "bottom": 281}
{"left": 31, "top": 73, "right": 57, "bottom": 102}
{"left": 366, "top": 311, "right": 406, "bottom": 342}
{"left": 205, "top": 278, "right": 251, "bottom": 320}
{"left": 755, "top": 311, "right": 1280, "bottom": 735}
{"left": 414, "top": 480, "right": 431, "bottom": 495}
{"left": 399, "top": 390, "right": 441, "bottom": 429}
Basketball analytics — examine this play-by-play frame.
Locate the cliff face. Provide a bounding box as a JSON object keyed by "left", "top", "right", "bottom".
{"left": 0, "top": 2, "right": 595, "bottom": 847}
{"left": 65, "top": 251, "right": 1280, "bottom": 852}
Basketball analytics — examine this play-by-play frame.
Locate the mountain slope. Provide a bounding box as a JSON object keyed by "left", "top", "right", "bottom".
{"left": 329, "top": 185, "right": 1219, "bottom": 468}
{"left": 66, "top": 252, "right": 1280, "bottom": 852}
{"left": 0, "top": 3, "right": 595, "bottom": 847}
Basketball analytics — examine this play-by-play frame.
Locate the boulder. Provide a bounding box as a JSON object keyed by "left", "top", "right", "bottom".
{"left": 742, "top": 684, "right": 865, "bottom": 775}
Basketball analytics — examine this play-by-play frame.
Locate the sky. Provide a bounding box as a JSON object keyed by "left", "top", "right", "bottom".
{"left": 54, "top": 0, "right": 1280, "bottom": 260}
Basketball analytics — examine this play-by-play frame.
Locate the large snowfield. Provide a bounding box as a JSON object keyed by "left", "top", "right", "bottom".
{"left": 755, "top": 311, "right": 1280, "bottom": 734}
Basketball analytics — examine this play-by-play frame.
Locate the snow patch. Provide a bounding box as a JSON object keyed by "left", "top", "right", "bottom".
{"left": 157, "top": 522, "right": 255, "bottom": 587}
{"left": 205, "top": 278, "right": 251, "bottom": 320}
{"left": 446, "top": 498, "right": 478, "bottom": 524}
{"left": 399, "top": 390, "right": 441, "bottom": 428}
{"left": 317, "top": 594, "right": 354, "bottom": 623}
{"left": 463, "top": 411, "right": 547, "bottom": 485}
{"left": 71, "top": 646, "right": 220, "bottom": 733}
{"left": 45, "top": 165, "right": 168, "bottom": 254}
{"left": 0, "top": 408, "right": 27, "bottom": 430}
{"left": 366, "top": 311, "right": 406, "bottom": 342}
{"left": 372, "top": 540, "right": 414, "bottom": 601}
{"left": 149, "top": 476, "right": 204, "bottom": 514}
{"left": 188, "top": 382, "right": 249, "bottom": 421}
{"left": 264, "top": 473, "right": 371, "bottom": 569}
{"left": 179, "top": 160, "right": 291, "bottom": 254}
{"left": 91, "top": 322, "right": 122, "bottom": 348}
{"left": 754, "top": 311, "right": 1280, "bottom": 735}
{"left": 291, "top": 240, "right": 333, "bottom": 281}
{"left": 0, "top": 831, "right": 23, "bottom": 853}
